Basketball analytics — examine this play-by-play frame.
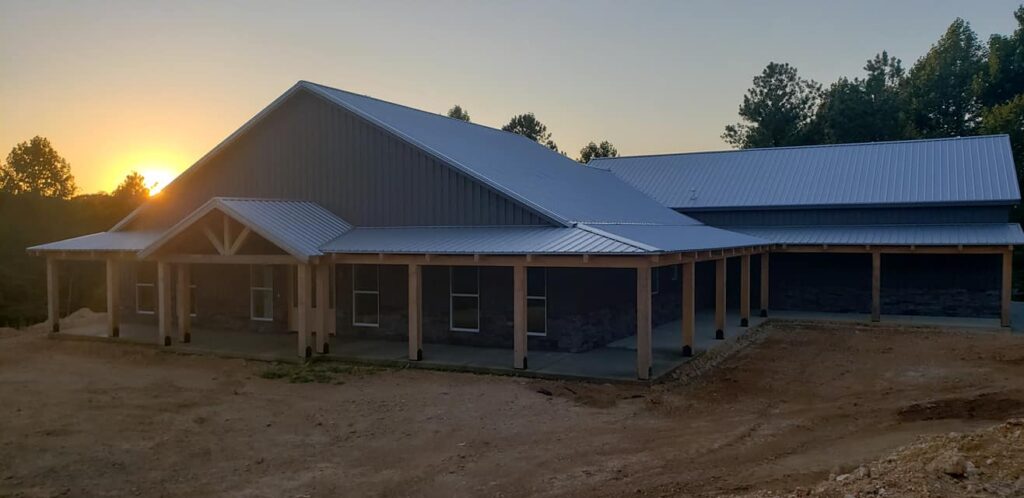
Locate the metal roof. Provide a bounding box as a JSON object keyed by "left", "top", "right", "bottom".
{"left": 731, "top": 223, "right": 1024, "bottom": 246}
{"left": 139, "top": 197, "right": 352, "bottom": 260}
{"left": 322, "top": 226, "right": 646, "bottom": 254}
{"left": 28, "top": 230, "right": 162, "bottom": 253}
{"left": 322, "top": 223, "right": 768, "bottom": 255}
{"left": 591, "top": 135, "right": 1021, "bottom": 210}
{"left": 303, "top": 82, "right": 695, "bottom": 227}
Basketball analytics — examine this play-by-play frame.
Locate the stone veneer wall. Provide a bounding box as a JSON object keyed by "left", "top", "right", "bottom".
{"left": 880, "top": 253, "right": 1000, "bottom": 317}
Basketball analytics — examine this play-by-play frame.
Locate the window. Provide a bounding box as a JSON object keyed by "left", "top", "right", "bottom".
{"left": 651, "top": 267, "right": 660, "bottom": 295}
{"left": 250, "top": 265, "right": 274, "bottom": 321}
{"left": 527, "top": 268, "right": 547, "bottom": 335}
{"left": 670, "top": 265, "right": 680, "bottom": 282}
{"left": 450, "top": 266, "right": 479, "bottom": 332}
{"left": 189, "top": 284, "right": 198, "bottom": 317}
{"left": 136, "top": 264, "right": 156, "bottom": 314}
{"left": 352, "top": 265, "right": 379, "bottom": 327}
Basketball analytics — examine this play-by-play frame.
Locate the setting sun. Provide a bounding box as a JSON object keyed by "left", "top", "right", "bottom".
{"left": 137, "top": 168, "right": 176, "bottom": 195}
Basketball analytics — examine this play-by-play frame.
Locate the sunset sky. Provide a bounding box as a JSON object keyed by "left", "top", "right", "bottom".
{"left": 1, "top": 0, "right": 1021, "bottom": 194}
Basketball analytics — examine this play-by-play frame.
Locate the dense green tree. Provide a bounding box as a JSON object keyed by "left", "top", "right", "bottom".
{"left": 577, "top": 141, "right": 618, "bottom": 163}
{"left": 904, "top": 18, "right": 986, "bottom": 137}
{"left": 502, "top": 113, "right": 558, "bottom": 151}
{"left": 976, "top": 6, "right": 1024, "bottom": 108}
{"left": 447, "top": 105, "right": 471, "bottom": 122}
{"left": 816, "top": 52, "right": 909, "bottom": 143}
{"left": 112, "top": 171, "right": 150, "bottom": 201}
{"left": 0, "top": 136, "right": 77, "bottom": 198}
{"left": 982, "top": 94, "right": 1024, "bottom": 181}
{"left": 722, "top": 62, "right": 823, "bottom": 148}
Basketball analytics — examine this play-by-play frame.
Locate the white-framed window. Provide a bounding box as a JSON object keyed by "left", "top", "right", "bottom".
{"left": 135, "top": 264, "right": 156, "bottom": 314}
{"left": 450, "top": 266, "right": 479, "bottom": 332}
{"left": 352, "top": 264, "right": 380, "bottom": 327}
{"left": 250, "top": 265, "right": 274, "bottom": 321}
{"left": 651, "top": 267, "right": 660, "bottom": 295}
{"left": 527, "top": 267, "right": 547, "bottom": 336}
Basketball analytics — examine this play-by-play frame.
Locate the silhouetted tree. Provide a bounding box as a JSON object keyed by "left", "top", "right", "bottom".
{"left": 447, "top": 105, "right": 471, "bottom": 122}
{"left": 578, "top": 141, "right": 618, "bottom": 163}
{"left": 816, "top": 52, "right": 910, "bottom": 143}
{"left": 502, "top": 113, "right": 558, "bottom": 151}
{"left": 722, "top": 62, "right": 822, "bottom": 148}
{"left": 905, "top": 18, "right": 986, "bottom": 137}
{"left": 112, "top": 171, "right": 149, "bottom": 201}
{"left": 976, "top": 6, "right": 1024, "bottom": 109}
{"left": 0, "top": 136, "right": 76, "bottom": 198}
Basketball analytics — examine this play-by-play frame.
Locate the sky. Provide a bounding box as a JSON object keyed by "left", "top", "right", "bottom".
{"left": 1, "top": 0, "right": 1021, "bottom": 194}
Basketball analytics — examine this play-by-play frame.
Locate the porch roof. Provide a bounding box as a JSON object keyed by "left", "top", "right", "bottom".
{"left": 730, "top": 223, "right": 1024, "bottom": 246}
{"left": 138, "top": 197, "right": 353, "bottom": 261}
{"left": 28, "top": 230, "right": 163, "bottom": 253}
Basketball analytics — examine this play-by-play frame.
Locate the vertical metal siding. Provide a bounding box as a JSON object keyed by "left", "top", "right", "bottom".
{"left": 126, "top": 90, "right": 546, "bottom": 231}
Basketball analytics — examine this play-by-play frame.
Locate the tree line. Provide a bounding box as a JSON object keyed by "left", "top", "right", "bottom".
{"left": 722, "top": 7, "right": 1024, "bottom": 180}
{"left": 0, "top": 137, "right": 152, "bottom": 326}
{"left": 444, "top": 104, "right": 619, "bottom": 163}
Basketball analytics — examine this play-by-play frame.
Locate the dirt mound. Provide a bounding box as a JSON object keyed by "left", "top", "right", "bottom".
{"left": 742, "top": 419, "right": 1024, "bottom": 497}
{"left": 898, "top": 393, "right": 1024, "bottom": 422}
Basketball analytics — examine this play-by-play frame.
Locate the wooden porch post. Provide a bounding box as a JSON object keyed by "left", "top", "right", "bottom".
{"left": 636, "top": 266, "right": 652, "bottom": 380}
{"left": 315, "top": 262, "right": 330, "bottom": 354}
{"left": 408, "top": 264, "right": 423, "bottom": 361}
{"left": 176, "top": 264, "right": 191, "bottom": 343}
{"left": 871, "top": 251, "right": 881, "bottom": 322}
{"left": 513, "top": 265, "right": 527, "bottom": 369}
{"left": 759, "top": 252, "right": 770, "bottom": 317}
{"left": 46, "top": 257, "right": 60, "bottom": 333}
{"left": 296, "top": 263, "right": 312, "bottom": 358}
{"left": 681, "top": 261, "right": 695, "bottom": 357}
{"left": 157, "top": 261, "right": 172, "bottom": 346}
{"left": 286, "top": 265, "right": 296, "bottom": 332}
{"left": 1002, "top": 250, "right": 1012, "bottom": 327}
{"left": 714, "top": 258, "right": 726, "bottom": 340}
{"left": 106, "top": 258, "right": 119, "bottom": 337}
{"left": 740, "top": 254, "right": 751, "bottom": 327}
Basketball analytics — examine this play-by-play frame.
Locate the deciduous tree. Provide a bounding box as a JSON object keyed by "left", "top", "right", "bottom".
{"left": 0, "top": 136, "right": 76, "bottom": 198}
{"left": 905, "top": 18, "right": 985, "bottom": 137}
{"left": 578, "top": 141, "right": 618, "bottom": 163}
{"left": 447, "top": 105, "right": 471, "bottom": 122}
{"left": 502, "top": 113, "right": 558, "bottom": 151}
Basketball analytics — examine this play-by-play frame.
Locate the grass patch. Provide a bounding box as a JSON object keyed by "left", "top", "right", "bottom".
{"left": 259, "top": 361, "right": 379, "bottom": 384}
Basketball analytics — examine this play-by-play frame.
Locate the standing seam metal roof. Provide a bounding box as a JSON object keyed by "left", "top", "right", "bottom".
{"left": 591, "top": 135, "right": 1021, "bottom": 210}
{"left": 303, "top": 82, "right": 696, "bottom": 227}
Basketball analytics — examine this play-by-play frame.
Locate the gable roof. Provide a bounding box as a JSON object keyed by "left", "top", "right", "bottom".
{"left": 138, "top": 197, "right": 352, "bottom": 261}
{"left": 731, "top": 223, "right": 1024, "bottom": 246}
{"left": 591, "top": 135, "right": 1021, "bottom": 211}
{"left": 302, "top": 82, "right": 695, "bottom": 227}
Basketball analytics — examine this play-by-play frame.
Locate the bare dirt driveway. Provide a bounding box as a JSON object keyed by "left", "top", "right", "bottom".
{"left": 2, "top": 320, "right": 1024, "bottom": 497}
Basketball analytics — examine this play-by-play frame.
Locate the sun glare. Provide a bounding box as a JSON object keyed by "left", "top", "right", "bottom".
{"left": 139, "top": 168, "right": 176, "bottom": 195}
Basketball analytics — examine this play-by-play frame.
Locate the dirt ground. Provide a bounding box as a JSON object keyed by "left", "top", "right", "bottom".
{"left": 2, "top": 318, "right": 1024, "bottom": 498}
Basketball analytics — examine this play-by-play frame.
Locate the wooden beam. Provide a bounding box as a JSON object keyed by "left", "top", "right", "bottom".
{"left": 408, "top": 264, "right": 423, "bottom": 361}
{"left": 740, "top": 254, "right": 751, "bottom": 327}
{"left": 176, "top": 264, "right": 191, "bottom": 343}
{"left": 227, "top": 226, "right": 251, "bottom": 255}
{"left": 296, "top": 264, "right": 312, "bottom": 358}
{"left": 513, "top": 265, "right": 527, "bottom": 369}
{"left": 871, "top": 251, "right": 881, "bottom": 322}
{"left": 154, "top": 254, "right": 297, "bottom": 265}
{"left": 106, "top": 258, "right": 119, "bottom": 337}
{"left": 636, "top": 266, "right": 652, "bottom": 380}
{"left": 759, "top": 252, "right": 769, "bottom": 317}
{"left": 46, "top": 257, "right": 59, "bottom": 333}
{"left": 332, "top": 253, "right": 652, "bottom": 269}
{"left": 681, "top": 261, "right": 695, "bottom": 357}
{"left": 1002, "top": 250, "right": 1012, "bottom": 327}
{"left": 202, "top": 225, "right": 227, "bottom": 255}
{"left": 714, "top": 258, "right": 726, "bottom": 340}
{"left": 315, "top": 262, "right": 331, "bottom": 353}
{"left": 157, "top": 261, "right": 172, "bottom": 346}
{"left": 286, "top": 265, "right": 297, "bottom": 332}
{"left": 223, "top": 215, "right": 232, "bottom": 254}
